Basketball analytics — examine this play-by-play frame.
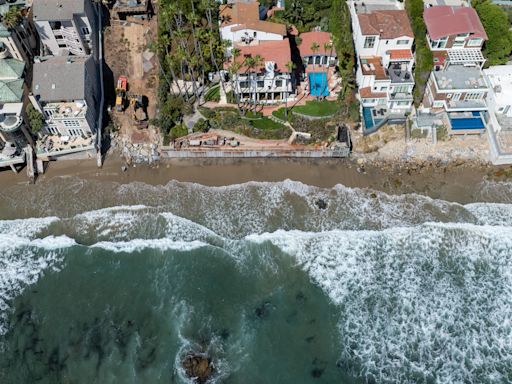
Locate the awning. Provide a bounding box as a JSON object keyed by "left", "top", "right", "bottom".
{"left": 388, "top": 49, "right": 413, "bottom": 60}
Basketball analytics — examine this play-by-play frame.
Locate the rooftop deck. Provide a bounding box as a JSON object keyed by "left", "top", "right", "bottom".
{"left": 433, "top": 65, "right": 487, "bottom": 90}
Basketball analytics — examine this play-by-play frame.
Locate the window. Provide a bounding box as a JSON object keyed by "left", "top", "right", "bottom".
{"left": 69, "top": 128, "right": 84, "bottom": 136}
{"left": 397, "top": 39, "right": 409, "bottom": 45}
{"left": 45, "top": 124, "right": 59, "bottom": 135}
{"left": 253, "top": 32, "right": 257, "bottom": 38}
{"left": 431, "top": 37, "right": 447, "bottom": 49}
{"left": 467, "top": 38, "right": 482, "bottom": 47}
{"left": 58, "top": 44, "right": 67, "bottom": 48}
{"left": 465, "top": 92, "right": 483, "bottom": 100}
{"left": 63, "top": 120, "right": 81, "bottom": 128}
{"left": 81, "top": 27, "right": 90, "bottom": 35}
{"left": 393, "top": 85, "right": 409, "bottom": 93}
{"left": 380, "top": 86, "right": 388, "bottom": 91}
{"left": 452, "top": 93, "right": 461, "bottom": 101}
{"left": 275, "top": 80, "right": 283, "bottom": 87}
{"left": 364, "top": 36, "right": 376, "bottom": 49}
{"left": 44, "top": 109, "right": 56, "bottom": 118}
{"left": 452, "top": 40, "right": 465, "bottom": 48}
{"left": 433, "top": 101, "right": 444, "bottom": 108}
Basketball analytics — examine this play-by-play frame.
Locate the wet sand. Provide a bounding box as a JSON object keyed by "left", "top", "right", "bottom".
{"left": 0, "top": 154, "right": 510, "bottom": 204}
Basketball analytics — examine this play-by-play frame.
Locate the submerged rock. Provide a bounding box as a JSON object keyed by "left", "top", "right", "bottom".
{"left": 315, "top": 199, "right": 328, "bottom": 210}
{"left": 181, "top": 353, "right": 214, "bottom": 384}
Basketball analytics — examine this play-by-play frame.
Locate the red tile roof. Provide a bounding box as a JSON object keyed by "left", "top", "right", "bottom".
{"left": 220, "top": 2, "right": 286, "bottom": 36}
{"left": 358, "top": 10, "right": 413, "bottom": 39}
{"left": 360, "top": 56, "right": 388, "bottom": 80}
{"left": 220, "top": 2, "right": 259, "bottom": 27}
{"left": 360, "top": 87, "right": 387, "bottom": 99}
{"left": 388, "top": 49, "right": 413, "bottom": 60}
{"left": 299, "top": 32, "right": 336, "bottom": 56}
{"left": 235, "top": 39, "right": 292, "bottom": 73}
{"left": 424, "top": 6, "right": 487, "bottom": 41}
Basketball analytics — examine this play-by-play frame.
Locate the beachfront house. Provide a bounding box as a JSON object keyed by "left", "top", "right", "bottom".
{"left": 32, "top": 0, "right": 97, "bottom": 57}
{"left": 349, "top": 0, "right": 415, "bottom": 132}
{"left": 219, "top": 0, "right": 286, "bottom": 54}
{"left": 424, "top": 6, "right": 487, "bottom": 71}
{"left": 0, "top": 57, "right": 30, "bottom": 149}
{"left": 485, "top": 65, "right": 512, "bottom": 118}
{"left": 299, "top": 31, "right": 338, "bottom": 98}
{"left": 30, "top": 55, "right": 100, "bottom": 137}
{"left": 483, "top": 65, "right": 512, "bottom": 164}
{"left": 232, "top": 39, "right": 294, "bottom": 106}
{"left": 422, "top": 5, "right": 489, "bottom": 134}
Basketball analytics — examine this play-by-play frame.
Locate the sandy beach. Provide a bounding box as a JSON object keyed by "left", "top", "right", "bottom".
{"left": 0, "top": 153, "right": 511, "bottom": 204}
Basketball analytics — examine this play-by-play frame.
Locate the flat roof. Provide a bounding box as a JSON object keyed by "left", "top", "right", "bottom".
{"left": 433, "top": 65, "right": 487, "bottom": 90}
{"left": 33, "top": 0, "right": 85, "bottom": 21}
{"left": 33, "top": 56, "right": 89, "bottom": 101}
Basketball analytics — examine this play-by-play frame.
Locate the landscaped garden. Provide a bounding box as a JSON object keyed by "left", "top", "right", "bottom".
{"left": 272, "top": 100, "right": 340, "bottom": 120}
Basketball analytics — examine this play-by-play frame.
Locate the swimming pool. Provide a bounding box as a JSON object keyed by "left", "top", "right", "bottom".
{"left": 309, "top": 72, "right": 329, "bottom": 97}
{"left": 449, "top": 112, "right": 485, "bottom": 130}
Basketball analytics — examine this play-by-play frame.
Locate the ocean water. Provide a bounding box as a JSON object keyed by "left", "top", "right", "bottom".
{"left": 1, "top": 178, "right": 512, "bottom": 383}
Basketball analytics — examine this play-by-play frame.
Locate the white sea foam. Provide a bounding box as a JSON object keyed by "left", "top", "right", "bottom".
{"left": 248, "top": 223, "right": 512, "bottom": 383}
{"left": 91, "top": 238, "right": 207, "bottom": 253}
{"left": 0, "top": 216, "right": 60, "bottom": 238}
{"left": 0, "top": 234, "right": 76, "bottom": 335}
{"left": 465, "top": 202, "right": 512, "bottom": 226}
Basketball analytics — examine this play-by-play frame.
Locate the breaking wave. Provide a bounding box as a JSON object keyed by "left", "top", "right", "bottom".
{"left": 2, "top": 179, "right": 512, "bottom": 382}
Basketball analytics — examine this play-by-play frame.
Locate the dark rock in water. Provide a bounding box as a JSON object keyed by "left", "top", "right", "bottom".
{"left": 182, "top": 353, "right": 214, "bottom": 384}
{"left": 296, "top": 291, "right": 306, "bottom": 302}
{"left": 219, "top": 328, "right": 230, "bottom": 340}
{"left": 255, "top": 301, "right": 272, "bottom": 319}
{"left": 305, "top": 335, "right": 316, "bottom": 343}
{"left": 311, "top": 367, "right": 324, "bottom": 378}
{"left": 315, "top": 199, "right": 328, "bottom": 210}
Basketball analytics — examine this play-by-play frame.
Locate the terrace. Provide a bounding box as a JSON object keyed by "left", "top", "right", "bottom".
{"left": 388, "top": 62, "right": 413, "bottom": 83}
{"left": 433, "top": 65, "right": 487, "bottom": 91}
{"left": 43, "top": 101, "right": 87, "bottom": 119}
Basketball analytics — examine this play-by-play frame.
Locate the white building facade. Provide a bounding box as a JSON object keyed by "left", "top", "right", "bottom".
{"left": 349, "top": 0, "right": 415, "bottom": 130}
{"left": 33, "top": 0, "right": 96, "bottom": 56}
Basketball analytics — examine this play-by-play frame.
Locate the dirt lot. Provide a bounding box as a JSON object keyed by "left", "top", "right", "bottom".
{"left": 104, "top": 15, "right": 160, "bottom": 145}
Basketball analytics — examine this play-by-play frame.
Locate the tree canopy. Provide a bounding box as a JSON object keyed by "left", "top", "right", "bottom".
{"left": 472, "top": 0, "right": 512, "bottom": 66}
{"left": 405, "top": 0, "right": 433, "bottom": 106}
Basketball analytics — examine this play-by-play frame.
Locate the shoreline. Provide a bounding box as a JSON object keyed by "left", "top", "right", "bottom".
{"left": 0, "top": 152, "right": 510, "bottom": 204}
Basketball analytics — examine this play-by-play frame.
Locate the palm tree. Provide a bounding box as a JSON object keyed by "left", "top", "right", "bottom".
{"left": 321, "top": 41, "right": 332, "bottom": 98}
{"left": 284, "top": 61, "right": 296, "bottom": 120}
{"left": 310, "top": 42, "right": 320, "bottom": 71}
{"left": 230, "top": 48, "right": 242, "bottom": 112}
{"left": 2, "top": 7, "right": 31, "bottom": 58}
{"left": 246, "top": 54, "right": 263, "bottom": 113}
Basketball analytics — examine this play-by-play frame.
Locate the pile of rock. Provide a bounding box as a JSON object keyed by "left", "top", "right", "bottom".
{"left": 181, "top": 353, "right": 214, "bottom": 383}
{"left": 121, "top": 142, "right": 160, "bottom": 164}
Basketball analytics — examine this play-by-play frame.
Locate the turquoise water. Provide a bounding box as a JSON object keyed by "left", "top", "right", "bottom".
{"left": 1, "top": 178, "right": 512, "bottom": 383}
{"left": 308, "top": 72, "right": 329, "bottom": 97}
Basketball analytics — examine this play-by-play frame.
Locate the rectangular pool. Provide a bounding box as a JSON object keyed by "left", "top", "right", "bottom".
{"left": 450, "top": 113, "right": 485, "bottom": 130}
{"left": 309, "top": 72, "right": 329, "bottom": 97}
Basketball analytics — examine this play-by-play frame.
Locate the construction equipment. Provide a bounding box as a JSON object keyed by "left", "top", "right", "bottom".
{"left": 115, "top": 76, "right": 128, "bottom": 112}
{"left": 128, "top": 94, "right": 148, "bottom": 128}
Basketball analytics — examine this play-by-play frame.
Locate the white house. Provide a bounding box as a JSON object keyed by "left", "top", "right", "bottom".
{"left": 232, "top": 39, "right": 294, "bottom": 105}
{"left": 485, "top": 65, "right": 512, "bottom": 118}
{"left": 219, "top": 1, "right": 286, "bottom": 51}
{"left": 32, "top": 0, "right": 96, "bottom": 56}
{"left": 31, "top": 55, "right": 100, "bottom": 137}
{"left": 349, "top": 0, "right": 415, "bottom": 130}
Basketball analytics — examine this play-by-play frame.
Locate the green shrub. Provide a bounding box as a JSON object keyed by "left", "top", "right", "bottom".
{"left": 170, "top": 124, "right": 188, "bottom": 139}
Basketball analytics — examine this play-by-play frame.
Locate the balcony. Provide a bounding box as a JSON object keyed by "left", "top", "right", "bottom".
{"left": 389, "top": 92, "right": 413, "bottom": 101}
{"left": 446, "top": 99, "right": 487, "bottom": 111}
{"left": 387, "top": 63, "right": 413, "bottom": 84}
